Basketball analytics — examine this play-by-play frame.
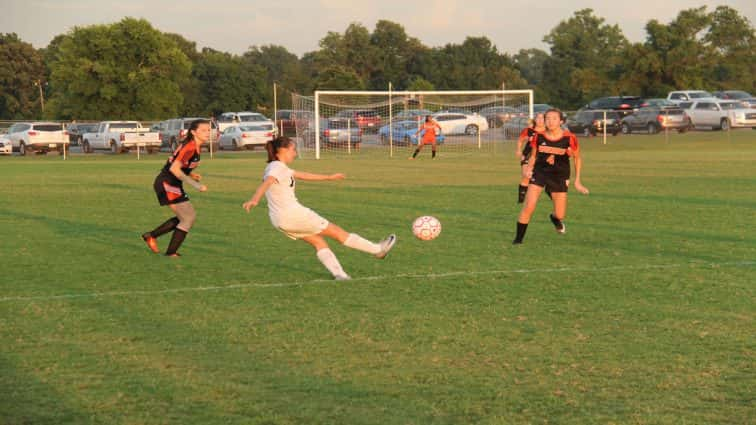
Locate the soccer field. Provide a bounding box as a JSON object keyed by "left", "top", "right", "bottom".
{"left": 1, "top": 131, "right": 754, "bottom": 424}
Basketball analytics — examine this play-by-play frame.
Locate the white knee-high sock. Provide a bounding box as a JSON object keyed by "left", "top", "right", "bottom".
{"left": 343, "top": 233, "right": 381, "bottom": 255}
{"left": 316, "top": 248, "right": 348, "bottom": 278}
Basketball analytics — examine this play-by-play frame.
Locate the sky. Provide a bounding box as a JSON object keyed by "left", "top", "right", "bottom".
{"left": 2, "top": 0, "right": 754, "bottom": 57}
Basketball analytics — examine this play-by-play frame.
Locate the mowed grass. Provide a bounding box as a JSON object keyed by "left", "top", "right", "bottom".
{"left": 0, "top": 131, "right": 754, "bottom": 424}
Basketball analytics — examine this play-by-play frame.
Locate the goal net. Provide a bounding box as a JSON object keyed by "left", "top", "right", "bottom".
{"left": 290, "top": 90, "right": 533, "bottom": 159}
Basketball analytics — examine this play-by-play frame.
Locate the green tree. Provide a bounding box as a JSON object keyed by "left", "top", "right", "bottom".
{"left": 46, "top": 18, "right": 191, "bottom": 120}
{"left": 244, "top": 45, "right": 308, "bottom": 109}
{"left": 0, "top": 33, "right": 45, "bottom": 119}
{"left": 432, "top": 37, "right": 527, "bottom": 90}
{"left": 541, "top": 9, "right": 628, "bottom": 108}
{"left": 192, "top": 48, "right": 267, "bottom": 117}
{"left": 312, "top": 66, "right": 365, "bottom": 90}
{"left": 406, "top": 77, "right": 435, "bottom": 91}
{"left": 705, "top": 6, "right": 755, "bottom": 91}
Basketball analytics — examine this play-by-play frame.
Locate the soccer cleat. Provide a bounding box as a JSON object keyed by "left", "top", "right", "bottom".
{"left": 375, "top": 234, "right": 397, "bottom": 259}
{"left": 165, "top": 252, "right": 182, "bottom": 257}
{"left": 549, "top": 214, "right": 566, "bottom": 234}
{"left": 335, "top": 274, "right": 352, "bottom": 281}
{"left": 142, "top": 233, "right": 159, "bottom": 254}
{"left": 512, "top": 239, "right": 523, "bottom": 245}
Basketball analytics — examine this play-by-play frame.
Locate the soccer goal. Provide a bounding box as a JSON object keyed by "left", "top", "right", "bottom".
{"left": 291, "top": 89, "right": 533, "bottom": 159}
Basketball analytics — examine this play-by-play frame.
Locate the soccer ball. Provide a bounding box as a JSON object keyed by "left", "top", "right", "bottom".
{"left": 412, "top": 216, "right": 442, "bottom": 241}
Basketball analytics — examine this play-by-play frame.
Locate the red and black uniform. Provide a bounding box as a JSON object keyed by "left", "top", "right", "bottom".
{"left": 529, "top": 131, "right": 578, "bottom": 193}
{"left": 519, "top": 127, "right": 537, "bottom": 165}
{"left": 153, "top": 141, "right": 200, "bottom": 206}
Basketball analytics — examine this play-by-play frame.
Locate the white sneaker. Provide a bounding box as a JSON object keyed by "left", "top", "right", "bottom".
{"left": 335, "top": 274, "right": 351, "bottom": 281}
{"left": 556, "top": 222, "right": 566, "bottom": 234}
{"left": 375, "top": 234, "right": 397, "bottom": 259}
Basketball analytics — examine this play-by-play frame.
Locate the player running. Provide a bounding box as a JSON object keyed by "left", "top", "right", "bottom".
{"left": 513, "top": 109, "right": 589, "bottom": 244}
{"left": 142, "top": 119, "right": 210, "bottom": 256}
{"left": 410, "top": 115, "right": 442, "bottom": 159}
{"left": 243, "top": 137, "right": 396, "bottom": 280}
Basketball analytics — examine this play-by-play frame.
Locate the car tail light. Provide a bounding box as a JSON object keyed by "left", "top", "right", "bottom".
{"left": 265, "top": 132, "right": 273, "bottom": 137}
{"left": 179, "top": 129, "right": 186, "bottom": 138}
{"left": 619, "top": 104, "right": 631, "bottom": 109}
{"left": 158, "top": 132, "right": 162, "bottom": 140}
{"left": 657, "top": 115, "right": 665, "bottom": 123}
{"left": 28, "top": 131, "right": 38, "bottom": 136}
{"left": 323, "top": 129, "right": 330, "bottom": 137}
{"left": 120, "top": 133, "right": 125, "bottom": 141}
{"left": 63, "top": 130, "right": 69, "bottom": 136}
{"left": 241, "top": 133, "right": 248, "bottom": 138}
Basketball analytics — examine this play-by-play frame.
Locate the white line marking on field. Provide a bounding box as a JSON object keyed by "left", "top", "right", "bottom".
{"left": 1, "top": 261, "right": 754, "bottom": 303}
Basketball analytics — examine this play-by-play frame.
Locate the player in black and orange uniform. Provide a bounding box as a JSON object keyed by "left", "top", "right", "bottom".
{"left": 410, "top": 115, "right": 442, "bottom": 159}
{"left": 515, "top": 113, "right": 545, "bottom": 203}
{"left": 142, "top": 119, "right": 210, "bottom": 256}
{"left": 513, "top": 109, "right": 589, "bottom": 244}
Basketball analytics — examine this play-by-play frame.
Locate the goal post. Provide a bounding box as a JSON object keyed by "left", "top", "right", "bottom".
{"left": 292, "top": 89, "right": 533, "bottom": 159}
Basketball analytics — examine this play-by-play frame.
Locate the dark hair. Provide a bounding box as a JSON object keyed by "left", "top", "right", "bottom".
{"left": 182, "top": 119, "right": 211, "bottom": 144}
{"left": 266, "top": 136, "right": 296, "bottom": 163}
{"left": 425, "top": 115, "right": 432, "bottom": 122}
{"left": 544, "top": 108, "right": 565, "bottom": 123}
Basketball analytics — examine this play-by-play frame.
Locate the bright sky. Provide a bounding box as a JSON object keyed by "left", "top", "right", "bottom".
{"left": 3, "top": 0, "right": 754, "bottom": 56}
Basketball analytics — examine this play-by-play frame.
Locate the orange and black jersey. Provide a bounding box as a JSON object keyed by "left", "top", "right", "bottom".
{"left": 160, "top": 141, "right": 200, "bottom": 179}
{"left": 530, "top": 131, "right": 579, "bottom": 179}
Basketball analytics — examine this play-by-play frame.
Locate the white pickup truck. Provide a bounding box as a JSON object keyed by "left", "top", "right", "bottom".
{"left": 81, "top": 121, "right": 161, "bottom": 154}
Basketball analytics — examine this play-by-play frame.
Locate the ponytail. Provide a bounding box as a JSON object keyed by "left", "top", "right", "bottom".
{"left": 266, "top": 136, "right": 295, "bottom": 163}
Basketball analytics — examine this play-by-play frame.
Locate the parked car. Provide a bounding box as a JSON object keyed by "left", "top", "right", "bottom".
{"left": 480, "top": 106, "right": 519, "bottom": 128}
{"left": 620, "top": 106, "right": 691, "bottom": 134}
{"left": 393, "top": 109, "right": 432, "bottom": 122}
{"left": 218, "top": 125, "right": 275, "bottom": 150}
{"left": 743, "top": 98, "right": 756, "bottom": 109}
{"left": 641, "top": 98, "right": 678, "bottom": 108}
{"left": 66, "top": 123, "right": 98, "bottom": 145}
{"left": 81, "top": 121, "right": 161, "bottom": 154}
{"left": 712, "top": 90, "right": 752, "bottom": 100}
{"left": 685, "top": 100, "right": 756, "bottom": 130}
{"left": 431, "top": 112, "right": 489, "bottom": 135}
{"left": 7, "top": 122, "right": 69, "bottom": 155}
{"left": 377, "top": 120, "right": 445, "bottom": 146}
{"left": 217, "top": 112, "right": 274, "bottom": 133}
{"left": 334, "top": 109, "right": 382, "bottom": 133}
{"left": 585, "top": 96, "right": 644, "bottom": 117}
{"left": 566, "top": 109, "right": 621, "bottom": 136}
{"left": 275, "top": 109, "right": 309, "bottom": 135}
{"left": 501, "top": 116, "right": 530, "bottom": 139}
{"left": 0, "top": 133, "right": 12, "bottom": 155}
{"left": 667, "top": 90, "right": 717, "bottom": 104}
{"left": 302, "top": 118, "right": 362, "bottom": 148}
{"left": 161, "top": 117, "right": 219, "bottom": 151}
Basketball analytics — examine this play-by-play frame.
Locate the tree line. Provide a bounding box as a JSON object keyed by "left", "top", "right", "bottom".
{"left": 0, "top": 6, "right": 753, "bottom": 120}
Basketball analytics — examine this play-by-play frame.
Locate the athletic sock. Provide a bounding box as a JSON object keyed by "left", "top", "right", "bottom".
{"left": 316, "top": 248, "right": 348, "bottom": 279}
{"left": 148, "top": 217, "right": 179, "bottom": 238}
{"left": 343, "top": 233, "right": 381, "bottom": 255}
{"left": 165, "top": 228, "right": 188, "bottom": 255}
{"left": 412, "top": 149, "right": 420, "bottom": 158}
{"left": 513, "top": 221, "right": 528, "bottom": 244}
{"left": 518, "top": 185, "right": 528, "bottom": 203}
{"left": 549, "top": 214, "right": 564, "bottom": 230}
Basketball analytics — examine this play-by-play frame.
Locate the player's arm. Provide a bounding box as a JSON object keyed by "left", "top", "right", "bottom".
{"left": 571, "top": 146, "right": 589, "bottom": 195}
{"left": 243, "top": 176, "right": 276, "bottom": 212}
{"left": 293, "top": 171, "right": 345, "bottom": 181}
{"left": 169, "top": 156, "right": 206, "bottom": 192}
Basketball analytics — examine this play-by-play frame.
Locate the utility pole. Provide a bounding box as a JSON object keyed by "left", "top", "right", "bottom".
{"left": 34, "top": 79, "right": 45, "bottom": 112}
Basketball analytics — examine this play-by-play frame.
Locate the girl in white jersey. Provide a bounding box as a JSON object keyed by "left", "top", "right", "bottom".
{"left": 243, "top": 137, "right": 397, "bottom": 280}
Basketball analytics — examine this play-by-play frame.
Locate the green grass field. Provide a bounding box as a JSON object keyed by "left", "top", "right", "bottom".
{"left": 1, "top": 131, "right": 754, "bottom": 424}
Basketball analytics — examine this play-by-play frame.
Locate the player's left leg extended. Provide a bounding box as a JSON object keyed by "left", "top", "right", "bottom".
{"left": 549, "top": 192, "right": 568, "bottom": 234}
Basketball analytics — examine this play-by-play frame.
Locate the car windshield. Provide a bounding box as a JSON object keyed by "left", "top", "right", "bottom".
{"left": 690, "top": 92, "right": 713, "bottom": 99}
{"left": 109, "top": 122, "right": 139, "bottom": 130}
{"left": 240, "top": 125, "right": 268, "bottom": 131}
{"left": 32, "top": 124, "right": 63, "bottom": 131}
{"left": 239, "top": 114, "right": 266, "bottom": 122}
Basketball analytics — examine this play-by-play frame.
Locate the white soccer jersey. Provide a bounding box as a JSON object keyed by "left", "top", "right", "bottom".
{"left": 263, "top": 160, "right": 328, "bottom": 238}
